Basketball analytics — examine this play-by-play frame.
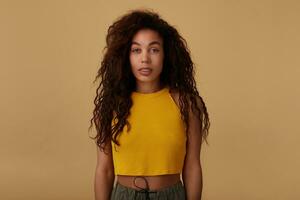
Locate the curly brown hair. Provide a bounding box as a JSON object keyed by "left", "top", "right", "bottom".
{"left": 88, "top": 8, "right": 210, "bottom": 154}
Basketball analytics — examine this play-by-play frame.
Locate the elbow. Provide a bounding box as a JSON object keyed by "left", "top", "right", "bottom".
{"left": 95, "top": 167, "right": 115, "bottom": 179}
{"left": 182, "top": 162, "right": 202, "bottom": 181}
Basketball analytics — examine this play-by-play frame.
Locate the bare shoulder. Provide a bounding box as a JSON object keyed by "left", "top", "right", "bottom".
{"left": 169, "top": 88, "right": 203, "bottom": 114}
{"left": 169, "top": 88, "right": 180, "bottom": 109}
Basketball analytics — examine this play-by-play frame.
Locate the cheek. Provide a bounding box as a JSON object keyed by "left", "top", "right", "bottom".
{"left": 129, "top": 57, "right": 140, "bottom": 76}
{"left": 154, "top": 55, "right": 164, "bottom": 69}
{"left": 155, "top": 53, "right": 164, "bottom": 63}
{"left": 129, "top": 56, "right": 138, "bottom": 68}
{"left": 130, "top": 53, "right": 139, "bottom": 62}
{"left": 129, "top": 54, "right": 133, "bottom": 64}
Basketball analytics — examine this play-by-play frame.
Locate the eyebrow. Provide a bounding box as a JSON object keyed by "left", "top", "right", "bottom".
{"left": 131, "top": 41, "right": 161, "bottom": 46}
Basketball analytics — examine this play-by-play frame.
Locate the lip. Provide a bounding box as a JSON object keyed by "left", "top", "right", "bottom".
{"left": 138, "top": 67, "right": 152, "bottom": 76}
{"left": 138, "top": 67, "right": 152, "bottom": 71}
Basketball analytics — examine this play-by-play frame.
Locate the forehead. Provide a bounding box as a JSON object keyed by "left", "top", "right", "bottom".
{"left": 131, "top": 29, "right": 163, "bottom": 46}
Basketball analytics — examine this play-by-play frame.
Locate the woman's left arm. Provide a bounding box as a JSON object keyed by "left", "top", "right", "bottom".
{"left": 182, "top": 96, "right": 203, "bottom": 200}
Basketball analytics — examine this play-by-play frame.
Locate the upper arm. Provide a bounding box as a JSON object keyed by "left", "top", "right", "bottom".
{"left": 184, "top": 95, "right": 202, "bottom": 168}
{"left": 96, "top": 142, "right": 115, "bottom": 173}
{"left": 171, "top": 92, "right": 202, "bottom": 168}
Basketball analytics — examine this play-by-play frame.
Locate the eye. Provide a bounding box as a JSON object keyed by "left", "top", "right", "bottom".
{"left": 131, "top": 48, "right": 140, "bottom": 53}
{"left": 151, "top": 48, "right": 159, "bottom": 53}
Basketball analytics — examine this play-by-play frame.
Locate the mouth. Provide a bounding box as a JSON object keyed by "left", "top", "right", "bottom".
{"left": 138, "top": 67, "right": 152, "bottom": 76}
{"left": 138, "top": 67, "right": 152, "bottom": 71}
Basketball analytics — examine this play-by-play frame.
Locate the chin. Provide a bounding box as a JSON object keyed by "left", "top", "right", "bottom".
{"left": 136, "top": 77, "right": 153, "bottom": 82}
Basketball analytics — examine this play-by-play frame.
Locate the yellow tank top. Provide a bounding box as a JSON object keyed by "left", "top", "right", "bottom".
{"left": 111, "top": 86, "right": 187, "bottom": 176}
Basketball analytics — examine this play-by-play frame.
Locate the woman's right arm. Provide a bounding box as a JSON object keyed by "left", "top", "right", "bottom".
{"left": 94, "top": 142, "right": 115, "bottom": 200}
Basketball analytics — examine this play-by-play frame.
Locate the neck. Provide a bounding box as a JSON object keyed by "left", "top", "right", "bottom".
{"left": 135, "top": 82, "right": 164, "bottom": 94}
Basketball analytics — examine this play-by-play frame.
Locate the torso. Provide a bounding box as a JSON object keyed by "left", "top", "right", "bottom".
{"left": 116, "top": 173, "right": 181, "bottom": 190}
{"left": 116, "top": 90, "right": 181, "bottom": 191}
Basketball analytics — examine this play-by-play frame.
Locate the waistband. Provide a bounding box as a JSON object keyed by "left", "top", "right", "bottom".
{"left": 115, "top": 177, "right": 184, "bottom": 200}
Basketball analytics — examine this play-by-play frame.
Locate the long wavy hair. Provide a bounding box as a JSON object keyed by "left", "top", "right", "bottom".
{"left": 88, "top": 9, "right": 210, "bottom": 154}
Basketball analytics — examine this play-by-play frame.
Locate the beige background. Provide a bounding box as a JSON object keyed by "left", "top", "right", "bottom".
{"left": 1, "top": 0, "right": 299, "bottom": 199}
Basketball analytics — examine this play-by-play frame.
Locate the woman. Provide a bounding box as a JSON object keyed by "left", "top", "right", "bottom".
{"left": 89, "top": 9, "right": 210, "bottom": 200}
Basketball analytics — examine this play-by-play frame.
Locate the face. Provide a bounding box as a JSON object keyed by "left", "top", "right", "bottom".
{"left": 129, "top": 29, "right": 164, "bottom": 87}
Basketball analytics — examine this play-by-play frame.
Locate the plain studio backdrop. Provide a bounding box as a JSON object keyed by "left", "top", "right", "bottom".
{"left": 0, "top": 0, "right": 299, "bottom": 199}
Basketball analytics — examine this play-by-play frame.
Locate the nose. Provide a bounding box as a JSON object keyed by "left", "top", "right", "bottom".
{"left": 141, "top": 50, "right": 150, "bottom": 63}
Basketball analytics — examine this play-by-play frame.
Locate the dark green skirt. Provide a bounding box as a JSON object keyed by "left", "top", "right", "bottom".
{"left": 110, "top": 180, "right": 186, "bottom": 200}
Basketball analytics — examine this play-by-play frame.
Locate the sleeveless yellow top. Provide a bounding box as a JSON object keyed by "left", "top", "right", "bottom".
{"left": 111, "top": 86, "right": 187, "bottom": 176}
